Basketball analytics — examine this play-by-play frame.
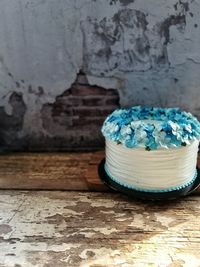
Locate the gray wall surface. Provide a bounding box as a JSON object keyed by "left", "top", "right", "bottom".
{"left": 0, "top": 0, "right": 200, "bottom": 151}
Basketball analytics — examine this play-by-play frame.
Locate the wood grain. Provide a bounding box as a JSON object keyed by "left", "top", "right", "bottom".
{"left": 0, "top": 152, "right": 199, "bottom": 193}
{"left": 0, "top": 191, "right": 200, "bottom": 266}
{"left": 0, "top": 151, "right": 106, "bottom": 191}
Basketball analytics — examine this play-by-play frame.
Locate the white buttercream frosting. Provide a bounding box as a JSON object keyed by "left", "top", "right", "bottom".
{"left": 105, "top": 139, "right": 199, "bottom": 191}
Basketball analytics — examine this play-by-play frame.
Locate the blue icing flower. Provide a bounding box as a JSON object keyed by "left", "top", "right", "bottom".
{"left": 123, "top": 135, "right": 137, "bottom": 148}
{"left": 101, "top": 106, "right": 200, "bottom": 150}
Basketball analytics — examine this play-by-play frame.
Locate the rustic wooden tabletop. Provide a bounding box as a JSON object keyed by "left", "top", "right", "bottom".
{"left": 0, "top": 191, "right": 199, "bottom": 267}
{"left": 0, "top": 151, "right": 199, "bottom": 193}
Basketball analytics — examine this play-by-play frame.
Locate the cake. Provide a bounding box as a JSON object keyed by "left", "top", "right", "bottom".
{"left": 101, "top": 106, "right": 200, "bottom": 193}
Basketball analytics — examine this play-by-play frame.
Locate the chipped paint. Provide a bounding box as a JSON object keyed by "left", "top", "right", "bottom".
{"left": 90, "top": 227, "right": 118, "bottom": 235}
{"left": 0, "top": 224, "right": 12, "bottom": 235}
{"left": 0, "top": 191, "right": 199, "bottom": 266}
{"left": 154, "top": 214, "right": 175, "bottom": 228}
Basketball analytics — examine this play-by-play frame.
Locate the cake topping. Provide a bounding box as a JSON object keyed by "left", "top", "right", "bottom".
{"left": 102, "top": 106, "right": 200, "bottom": 150}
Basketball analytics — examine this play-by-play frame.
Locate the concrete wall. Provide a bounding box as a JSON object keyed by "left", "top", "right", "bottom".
{"left": 0, "top": 0, "right": 200, "bottom": 151}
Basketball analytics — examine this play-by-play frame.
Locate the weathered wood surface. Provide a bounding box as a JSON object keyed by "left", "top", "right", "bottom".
{"left": 0, "top": 151, "right": 107, "bottom": 191}
{"left": 0, "top": 152, "right": 199, "bottom": 193}
{"left": 0, "top": 191, "right": 199, "bottom": 267}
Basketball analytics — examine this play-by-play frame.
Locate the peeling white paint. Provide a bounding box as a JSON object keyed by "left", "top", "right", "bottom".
{"left": 80, "top": 195, "right": 116, "bottom": 208}
{"left": 0, "top": 191, "right": 200, "bottom": 267}
{"left": 47, "top": 243, "right": 81, "bottom": 252}
{"left": 154, "top": 214, "right": 175, "bottom": 228}
{"left": 92, "top": 227, "right": 118, "bottom": 235}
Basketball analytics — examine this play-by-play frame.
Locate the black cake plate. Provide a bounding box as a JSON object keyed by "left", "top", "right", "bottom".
{"left": 98, "top": 158, "right": 200, "bottom": 200}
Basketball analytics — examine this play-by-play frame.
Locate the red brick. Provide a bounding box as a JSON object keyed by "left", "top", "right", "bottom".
{"left": 72, "top": 107, "right": 116, "bottom": 117}
{"left": 52, "top": 114, "right": 73, "bottom": 127}
{"left": 71, "top": 85, "right": 115, "bottom": 96}
{"left": 52, "top": 107, "right": 72, "bottom": 117}
{"left": 66, "top": 96, "right": 83, "bottom": 107}
{"left": 72, "top": 116, "right": 105, "bottom": 127}
{"left": 82, "top": 96, "right": 104, "bottom": 106}
{"left": 86, "top": 116, "right": 106, "bottom": 124}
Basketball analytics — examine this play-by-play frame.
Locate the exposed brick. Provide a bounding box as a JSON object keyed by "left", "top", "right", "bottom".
{"left": 52, "top": 116, "right": 73, "bottom": 127}
{"left": 72, "top": 107, "right": 116, "bottom": 117}
{"left": 51, "top": 105, "right": 66, "bottom": 116}
{"left": 86, "top": 116, "right": 106, "bottom": 124}
{"left": 56, "top": 96, "right": 84, "bottom": 107}
{"left": 71, "top": 84, "right": 117, "bottom": 96}
{"left": 70, "top": 85, "right": 101, "bottom": 96}
{"left": 72, "top": 116, "right": 105, "bottom": 127}
{"left": 40, "top": 72, "right": 120, "bottom": 150}
{"left": 82, "top": 96, "right": 104, "bottom": 106}
{"left": 104, "top": 95, "right": 119, "bottom": 106}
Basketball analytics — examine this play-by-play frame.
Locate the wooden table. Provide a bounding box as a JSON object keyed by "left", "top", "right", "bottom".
{"left": 0, "top": 151, "right": 199, "bottom": 193}
{"left": 0, "top": 191, "right": 199, "bottom": 267}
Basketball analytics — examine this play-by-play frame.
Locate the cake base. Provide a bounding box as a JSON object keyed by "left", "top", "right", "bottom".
{"left": 98, "top": 158, "right": 200, "bottom": 200}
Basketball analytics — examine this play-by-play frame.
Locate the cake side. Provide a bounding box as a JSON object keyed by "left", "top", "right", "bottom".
{"left": 105, "top": 139, "right": 199, "bottom": 191}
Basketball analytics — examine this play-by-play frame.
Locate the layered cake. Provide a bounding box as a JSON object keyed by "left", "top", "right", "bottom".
{"left": 101, "top": 106, "right": 200, "bottom": 193}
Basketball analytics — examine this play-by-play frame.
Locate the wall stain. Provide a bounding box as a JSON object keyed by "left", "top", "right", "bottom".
{"left": 81, "top": 3, "right": 190, "bottom": 75}
{"left": 109, "top": 0, "right": 135, "bottom": 5}
{"left": 174, "top": 1, "right": 189, "bottom": 12}
{"left": 0, "top": 92, "right": 26, "bottom": 151}
{"left": 159, "top": 14, "right": 186, "bottom": 45}
{"left": 82, "top": 9, "right": 151, "bottom": 74}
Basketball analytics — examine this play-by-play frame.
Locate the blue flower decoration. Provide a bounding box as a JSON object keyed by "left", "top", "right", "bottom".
{"left": 101, "top": 106, "right": 200, "bottom": 150}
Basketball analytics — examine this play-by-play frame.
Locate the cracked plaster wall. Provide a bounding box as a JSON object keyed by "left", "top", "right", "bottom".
{"left": 0, "top": 0, "right": 200, "bottom": 150}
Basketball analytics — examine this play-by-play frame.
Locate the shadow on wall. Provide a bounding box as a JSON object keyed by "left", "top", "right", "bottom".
{"left": 0, "top": 72, "right": 120, "bottom": 152}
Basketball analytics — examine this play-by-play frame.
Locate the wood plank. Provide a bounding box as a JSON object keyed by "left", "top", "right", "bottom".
{"left": 0, "top": 151, "right": 106, "bottom": 191}
{"left": 0, "top": 152, "right": 199, "bottom": 193}
{"left": 0, "top": 191, "right": 200, "bottom": 266}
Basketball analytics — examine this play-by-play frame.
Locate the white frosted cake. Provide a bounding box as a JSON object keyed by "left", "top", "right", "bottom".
{"left": 102, "top": 107, "right": 200, "bottom": 193}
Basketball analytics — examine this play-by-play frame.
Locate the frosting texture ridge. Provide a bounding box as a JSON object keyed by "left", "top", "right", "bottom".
{"left": 105, "top": 139, "right": 199, "bottom": 191}
{"left": 102, "top": 106, "right": 200, "bottom": 150}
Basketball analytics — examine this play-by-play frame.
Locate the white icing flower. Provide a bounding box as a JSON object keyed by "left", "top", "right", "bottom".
{"left": 120, "top": 125, "right": 132, "bottom": 136}
{"left": 103, "top": 122, "right": 119, "bottom": 134}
